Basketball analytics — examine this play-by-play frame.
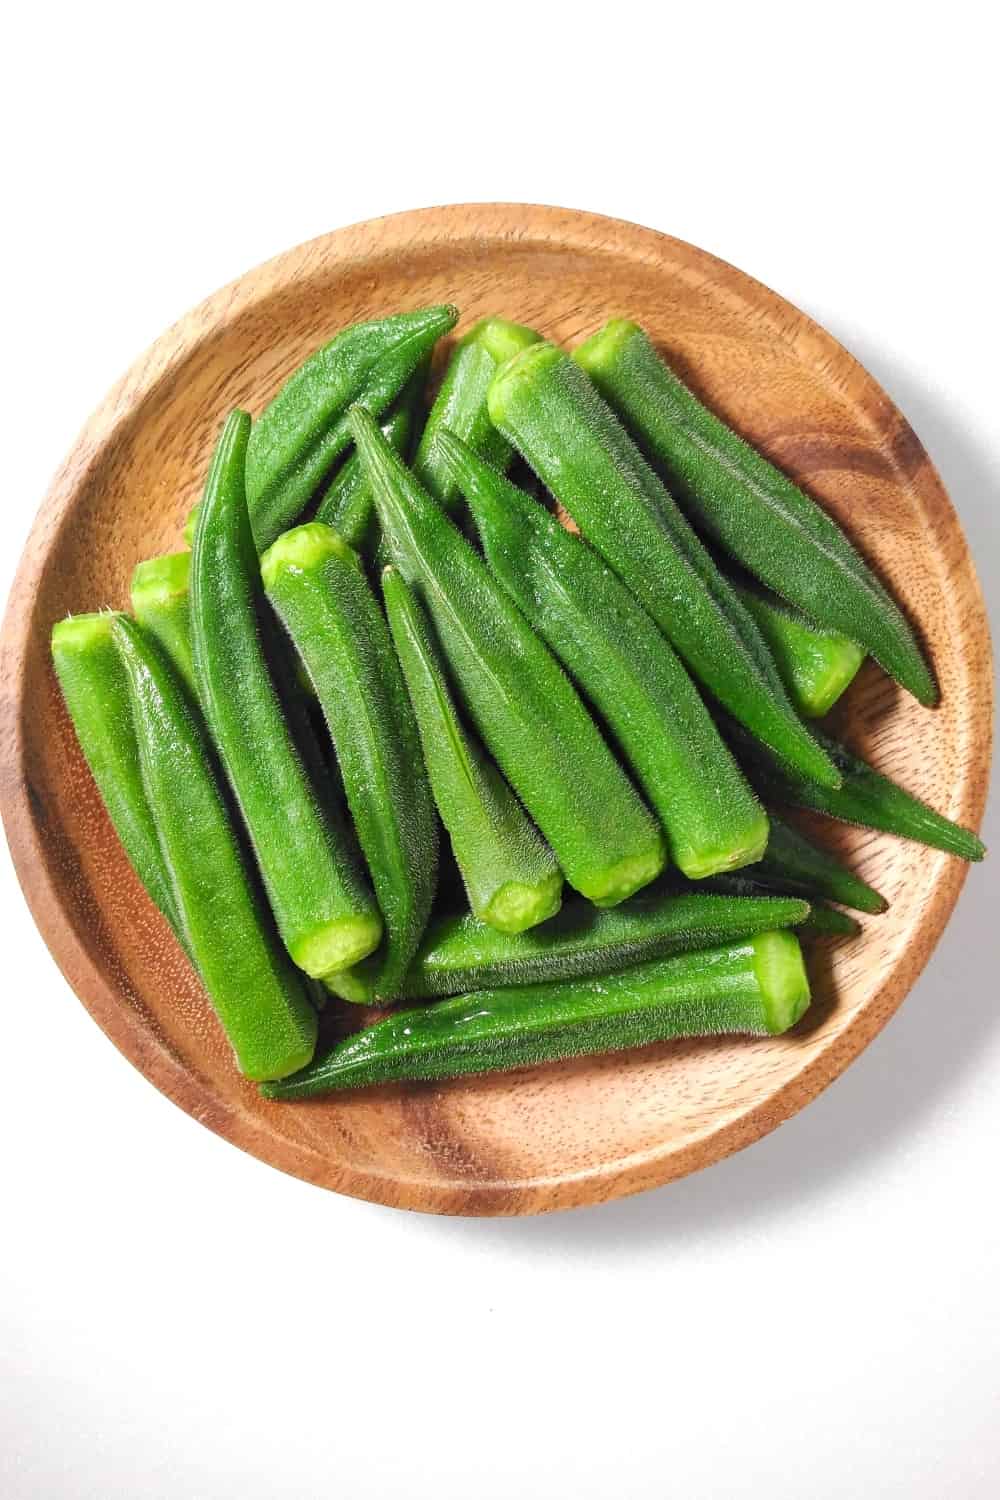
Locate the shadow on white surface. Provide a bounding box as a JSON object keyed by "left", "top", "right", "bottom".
{"left": 408, "top": 329, "right": 999, "bottom": 1248}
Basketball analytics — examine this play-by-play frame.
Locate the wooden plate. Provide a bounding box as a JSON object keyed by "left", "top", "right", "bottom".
{"left": 0, "top": 205, "right": 991, "bottom": 1215}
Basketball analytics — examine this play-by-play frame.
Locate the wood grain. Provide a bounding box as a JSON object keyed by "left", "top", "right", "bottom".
{"left": 0, "top": 205, "right": 992, "bottom": 1215}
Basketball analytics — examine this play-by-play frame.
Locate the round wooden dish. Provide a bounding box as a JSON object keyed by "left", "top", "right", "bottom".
{"left": 0, "top": 206, "right": 991, "bottom": 1215}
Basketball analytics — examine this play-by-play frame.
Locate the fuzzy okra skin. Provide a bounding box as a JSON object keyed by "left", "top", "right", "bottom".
{"left": 262, "top": 930, "right": 810, "bottom": 1096}
{"left": 439, "top": 430, "right": 768, "bottom": 878}
{"left": 313, "top": 372, "right": 425, "bottom": 550}
{"left": 246, "top": 305, "right": 457, "bottom": 551}
{"left": 191, "top": 411, "right": 382, "bottom": 978}
{"left": 487, "top": 342, "right": 841, "bottom": 791}
{"left": 397, "top": 887, "right": 809, "bottom": 999}
{"left": 752, "top": 815, "right": 887, "bottom": 914}
{"left": 51, "top": 612, "right": 187, "bottom": 947}
{"left": 575, "top": 320, "right": 937, "bottom": 708}
{"left": 733, "top": 583, "right": 864, "bottom": 719}
{"left": 260, "top": 524, "right": 438, "bottom": 1000}
{"left": 112, "top": 616, "right": 317, "bottom": 1080}
{"left": 130, "top": 553, "right": 197, "bottom": 697}
{"left": 383, "top": 566, "right": 563, "bottom": 933}
{"left": 350, "top": 405, "right": 666, "bottom": 907}
{"left": 724, "top": 717, "right": 987, "bottom": 861}
{"left": 411, "top": 317, "right": 541, "bottom": 512}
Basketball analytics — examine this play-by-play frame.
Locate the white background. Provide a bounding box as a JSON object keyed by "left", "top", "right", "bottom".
{"left": 3, "top": 5, "right": 998, "bottom": 1497}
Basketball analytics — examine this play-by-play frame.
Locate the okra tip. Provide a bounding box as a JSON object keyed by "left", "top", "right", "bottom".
{"left": 131, "top": 551, "right": 192, "bottom": 606}
{"left": 573, "top": 318, "right": 642, "bottom": 377}
{"left": 52, "top": 610, "right": 120, "bottom": 653}
{"left": 486, "top": 341, "right": 563, "bottom": 427}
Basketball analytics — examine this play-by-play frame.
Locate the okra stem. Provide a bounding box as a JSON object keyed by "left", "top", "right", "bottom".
{"left": 130, "top": 553, "right": 197, "bottom": 698}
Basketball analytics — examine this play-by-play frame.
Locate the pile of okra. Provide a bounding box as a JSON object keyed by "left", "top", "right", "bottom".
{"left": 53, "top": 307, "right": 985, "bottom": 1095}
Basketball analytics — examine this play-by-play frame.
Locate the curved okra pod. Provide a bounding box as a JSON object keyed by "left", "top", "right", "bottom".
{"left": 51, "top": 612, "right": 187, "bottom": 950}
{"left": 574, "top": 320, "right": 937, "bottom": 707}
{"left": 439, "top": 430, "right": 768, "bottom": 878}
{"left": 383, "top": 565, "right": 563, "bottom": 933}
{"left": 113, "top": 616, "right": 317, "bottom": 1080}
{"left": 487, "top": 342, "right": 841, "bottom": 790}
{"left": 260, "top": 524, "right": 438, "bottom": 1000}
{"left": 246, "top": 304, "right": 458, "bottom": 550}
{"left": 261, "top": 930, "right": 811, "bottom": 1096}
{"left": 412, "top": 317, "right": 541, "bottom": 513}
{"left": 350, "top": 404, "right": 666, "bottom": 908}
{"left": 191, "top": 411, "right": 382, "bottom": 978}
{"left": 398, "top": 887, "right": 809, "bottom": 999}
{"left": 723, "top": 716, "right": 986, "bottom": 861}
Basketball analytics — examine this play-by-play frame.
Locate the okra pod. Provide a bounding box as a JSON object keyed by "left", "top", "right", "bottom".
{"left": 246, "top": 305, "right": 457, "bottom": 550}
{"left": 411, "top": 317, "right": 541, "bottom": 513}
{"left": 51, "top": 612, "right": 186, "bottom": 947}
{"left": 796, "top": 904, "right": 862, "bottom": 939}
{"left": 113, "top": 616, "right": 317, "bottom": 1080}
{"left": 440, "top": 430, "right": 768, "bottom": 878}
{"left": 725, "top": 717, "right": 986, "bottom": 861}
{"left": 261, "top": 524, "right": 438, "bottom": 1000}
{"left": 262, "top": 930, "right": 811, "bottom": 1096}
{"left": 383, "top": 566, "right": 563, "bottom": 934}
{"left": 191, "top": 411, "right": 382, "bottom": 978}
{"left": 130, "top": 552, "right": 197, "bottom": 698}
{"left": 350, "top": 405, "right": 667, "bottom": 908}
{"left": 575, "top": 320, "right": 937, "bottom": 707}
{"left": 733, "top": 582, "right": 864, "bottom": 719}
{"left": 487, "top": 343, "right": 841, "bottom": 790}
{"left": 396, "top": 887, "right": 809, "bottom": 999}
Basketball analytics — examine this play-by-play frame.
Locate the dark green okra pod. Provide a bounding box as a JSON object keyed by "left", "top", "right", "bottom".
{"left": 113, "top": 616, "right": 317, "bottom": 1080}
{"left": 261, "top": 524, "right": 438, "bottom": 1000}
{"left": 438, "top": 430, "right": 768, "bottom": 879}
{"left": 350, "top": 405, "right": 666, "bottom": 908}
{"left": 724, "top": 716, "right": 986, "bottom": 861}
{"left": 486, "top": 342, "right": 841, "bottom": 790}
{"left": 751, "top": 815, "right": 887, "bottom": 914}
{"left": 51, "top": 612, "right": 187, "bottom": 949}
{"left": 246, "top": 305, "right": 457, "bottom": 550}
{"left": 398, "top": 887, "right": 809, "bottom": 999}
{"left": 574, "top": 319, "right": 936, "bottom": 707}
{"left": 383, "top": 566, "right": 562, "bottom": 934}
{"left": 262, "top": 930, "right": 811, "bottom": 1096}
{"left": 191, "top": 412, "right": 382, "bottom": 978}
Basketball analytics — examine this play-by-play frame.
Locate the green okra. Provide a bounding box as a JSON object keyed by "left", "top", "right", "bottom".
{"left": 383, "top": 565, "right": 563, "bottom": 934}
{"left": 130, "top": 553, "right": 196, "bottom": 698}
{"left": 733, "top": 582, "right": 864, "bottom": 719}
{"left": 724, "top": 716, "right": 986, "bottom": 861}
{"left": 112, "top": 616, "right": 317, "bottom": 1080}
{"left": 350, "top": 405, "right": 666, "bottom": 908}
{"left": 487, "top": 342, "right": 841, "bottom": 790}
{"left": 191, "top": 411, "right": 382, "bottom": 978}
{"left": 411, "top": 317, "right": 541, "bottom": 513}
{"left": 260, "top": 524, "right": 438, "bottom": 1000}
{"left": 394, "top": 887, "right": 810, "bottom": 999}
{"left": 314, "top": 366, "right": 426, "bottom": 551}
{"left": 439, "top": 430, "right": 768, "bottom": 879}
{"left": 183, "top": 503, "right": 201, "bottom": 547}
{"left": 752, "top": 814, "right": 887, "bottom": 914}
{"left": 51, "top": 612, "right": 186, "bottom": 949}
{"left": 262, "top": 929, "right": 811, "bottom": 1096}
{"left": 575, "top": 320, "right": 937, "bottom": 708}
{"left": 246, "top": 305, "right": 457, "bottom": 551}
